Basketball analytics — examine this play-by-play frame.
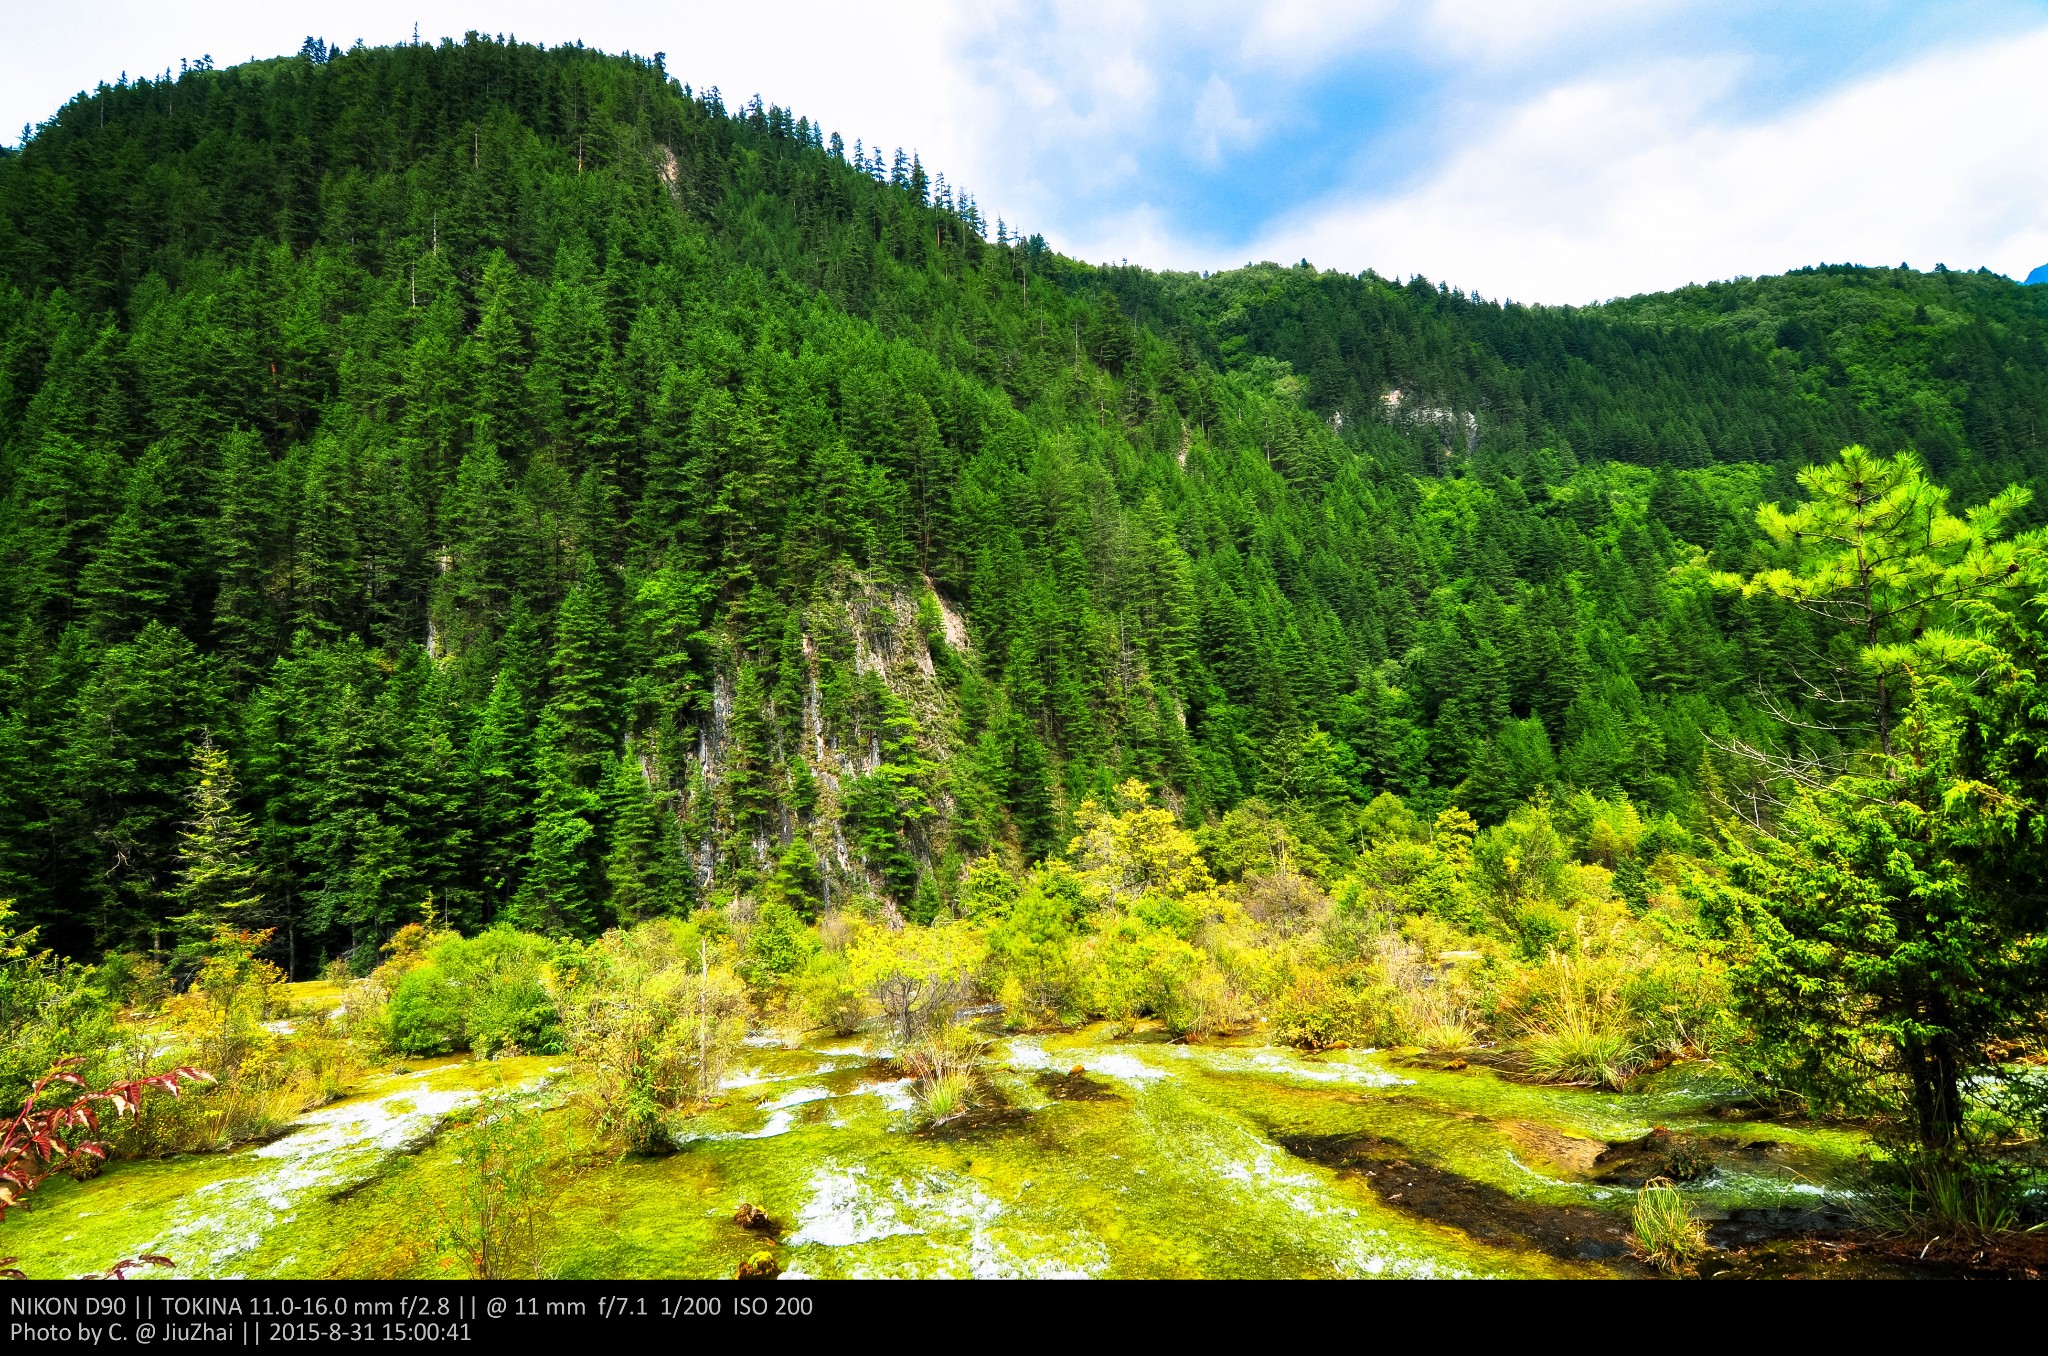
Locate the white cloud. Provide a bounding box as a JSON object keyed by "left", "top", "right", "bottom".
{"left": 1249, "top": 25, "right": 2048, "bottom": 301}
{"left": 1233, "top": 2, "right": 1399, "bottom": 66}
{"left": 1418, "top": 0, "right": 1690, "bottom": 64}
{"left": 1188, "top": 75, "right": 1259, "bottom": 164}
{"left": 1053, "top": 202, "right": 1212, "bottom": 271}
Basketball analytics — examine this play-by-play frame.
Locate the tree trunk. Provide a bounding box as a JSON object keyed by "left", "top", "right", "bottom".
{"left": 1904, "top": 1030, "right": 1963, "bottom": 1151}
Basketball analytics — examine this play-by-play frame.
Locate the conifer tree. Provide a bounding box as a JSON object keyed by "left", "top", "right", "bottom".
{"left": 169, "top": 735, "right": 266, "bottom": 962}
{"left": 1723, "top": 445, "right": 2035, "bottom": 759}
{"left": 77, "top": 444, "right": 184, "bottom": 641}
{"left": 464, "top": 671, "right": 533, "bottom": 920}
{"left": 511, "top": 710, "right": 603, "bottom": 936}
{"left": 548, "top": 560, "right": 623, "bottom": 773}
{"left": 761, "top": 837, "right": 823, "bottom": 920}
{"left": 210, "top": 430, "right": 281, "bottom": 674}
{"left": 601, "top": 747, "right": 686, "bottom": 924}
{"left": 721, "top": 664, "right": 776, "bottom": 845}
{"left": 465, "top": 250, "right": 532, "bottom": 442}
{"left": 440, "top": 437, "right": 523, "bottom": 655}
{"left": 305, "top": 684, "right": 412, "bottom": 949}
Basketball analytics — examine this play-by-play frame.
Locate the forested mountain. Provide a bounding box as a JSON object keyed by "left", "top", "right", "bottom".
{"left": 1, "top": 35, "right": 2044, "bottom": 972}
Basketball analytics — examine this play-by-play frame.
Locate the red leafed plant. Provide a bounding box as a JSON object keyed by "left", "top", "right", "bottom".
{"left": 0, "top": 1057, "right": 212, "bottom": 1279}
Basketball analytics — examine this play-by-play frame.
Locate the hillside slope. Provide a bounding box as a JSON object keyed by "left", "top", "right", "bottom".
{"left": 0, "top": 36, "right": 2040, "bottom": 967}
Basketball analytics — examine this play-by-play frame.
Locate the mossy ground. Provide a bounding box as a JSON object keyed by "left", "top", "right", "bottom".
{"left": 3, "top": 1018, "right": 1866, "bottom": 1280}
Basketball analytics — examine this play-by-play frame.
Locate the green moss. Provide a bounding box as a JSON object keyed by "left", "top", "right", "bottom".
{"left": 0, "top": 1031, "right": 1870, "bottom": 1280}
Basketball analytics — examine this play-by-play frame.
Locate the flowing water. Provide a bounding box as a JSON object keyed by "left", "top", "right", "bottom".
{"left": 5, "top": 1025, "right": 1868, "bottom": 1280}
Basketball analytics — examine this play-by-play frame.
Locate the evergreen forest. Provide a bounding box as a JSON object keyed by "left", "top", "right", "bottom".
{"left": 0, "top": 36, "right": 2044, "bottom": 1281}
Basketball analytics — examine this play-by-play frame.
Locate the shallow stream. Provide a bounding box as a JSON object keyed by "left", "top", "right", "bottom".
{"left": 7, "top": 1023, "right": 1868, "bottom": 1279}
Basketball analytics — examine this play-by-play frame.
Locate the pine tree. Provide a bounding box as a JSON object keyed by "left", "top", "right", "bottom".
{"left": 55, "top": 621, "right": 221, "bottom": 952}
{"left": 169, "top": 736, "right": 266, "bottom": 963}
{"left": 721, "top": 663, "right": 776, "bottom": 844}
{"left": 761, "top": 836, "right": 823, "bottom": 920}
{"left": 1002, "top": 712, "right": 1058, "bottom": 859}
{"left": 464, "top": 671, "right": 533, "bottom": 921}
{"left": 510, "top": 710, "right": 603, "bottom": 936}
{"left": 465, "top": 250, "right": 532, "bottom": 444}
{"left": 547, "top": 558, "right": 623, "bottom": 774}
{"left": 439, "top": 436, "right": 523, "bottom": 655}
{"left": 601, "top": 746, "right": 686, "bottom": 924}
{"left": 1724, "top": 445, "right": 2034, "bottom": 758}
{"left": 210, "top": 430, "right": 281, "bottom": 689}
{"left": 77, "top": 443, "right": 185, "bottom": 642}
{"left": 305, "top": 684, "right": 413, "bottom": 951}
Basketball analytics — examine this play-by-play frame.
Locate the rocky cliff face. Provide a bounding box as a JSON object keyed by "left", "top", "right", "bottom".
{"left": 679, "top": 573, "right": 975, "bottom": 913}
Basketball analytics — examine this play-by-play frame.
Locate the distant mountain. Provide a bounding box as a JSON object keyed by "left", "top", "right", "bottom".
{"left": 2027, "top": 264, "right": 2048, "bottom": 285}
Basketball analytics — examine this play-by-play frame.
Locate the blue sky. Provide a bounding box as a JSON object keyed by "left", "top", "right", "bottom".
{"left": 4, "top": 1, "right": 2046, "bottom": 302}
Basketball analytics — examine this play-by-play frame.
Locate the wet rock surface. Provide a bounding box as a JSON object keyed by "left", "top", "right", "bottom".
{"left": 1499, "top": 1119, "right": 1608, "bottom": 1175}
{"left": 1032, "top": 1069, "right": 1122, "bottom": 1102}
{"left": 1700, "top": 1205, "right": 1857, "bottom": 1249}
{"left": 1274, "top": 1132, "right": 1641, "bottom": 1268}
{"left": 1594, "top": 1128, "right": 1804, "bottom": 1188}
{"left": 734, "top": 1202, "right": 778, "bottom": 1235}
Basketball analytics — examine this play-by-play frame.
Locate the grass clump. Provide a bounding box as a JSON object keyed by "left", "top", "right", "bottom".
{"left": 916, "top": 1071, "right": 972, "bottom": 1125}
{"left": 1863, "top": 1148, "right": 2038, "bottom": 1242}
{"left": 1631, "top": 1177, "right": 1710, "bottom": 1275}
{"left": 1500, "top": 953, "right": 1650, "bottom": 1089}
{"left": 1520, "top": 1009, "right": 1641, "bottom": 1089}
{"left": 1410, "top": 1018, "right": 1480, "bottom": 1056}
{"left": 904, "top": 1024, "right": 985, "bottom": 1126}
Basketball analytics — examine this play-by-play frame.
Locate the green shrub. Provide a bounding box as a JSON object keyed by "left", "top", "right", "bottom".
{"left": 794, "top": 947, "right": 870, "bottom": 1036}
{"left": 1270, "top": 966, "right": 1398, "bottom": 1049}
{"left": 1154, "top": 957, "right": 1236, "bottom": 1039}
{"left": 959, "top": 856, "right": 1019, "bottom": 919}
{"left": 1082, "top": 917, "right": 1188, "bottom": 1029}
{"left": 467, "top": 975, "right": 564, "bottom": 1057}
{"left": 378, "top": 927, "right": 567, "bottom": 1058}
{"left": 738, "top": 900, "right": 817, "bottom": 989}
{"left": 387, "top": 965, "right": 465, "bottom": 1055}
{"left": 849, "top": 919, "right": 981, "bottom": 1043}
{"left": 1618, "top": 951, "right": 1733, "bottom": 1059}
{"left": 0, "top": 903, "right": 121, "bottom": 1107}
{"left": 1506, "top": 901, "right": 1570, "bottom": 959}
{"left": 983, "top": 871, "right": 1084, "bottom": 1026}
{"left": 430, "top": 1091, "right": 551, "bottom": 1278}
{"left": 92, "top": 950, "right": 172, "bottom": 1010}
{"left": 565, "top": 918, "right": 749, "bottom": 1152}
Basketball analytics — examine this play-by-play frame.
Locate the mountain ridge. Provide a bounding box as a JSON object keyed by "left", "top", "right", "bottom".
{"left": 0, "top": 36, "right": 2043, "bottom": 965}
